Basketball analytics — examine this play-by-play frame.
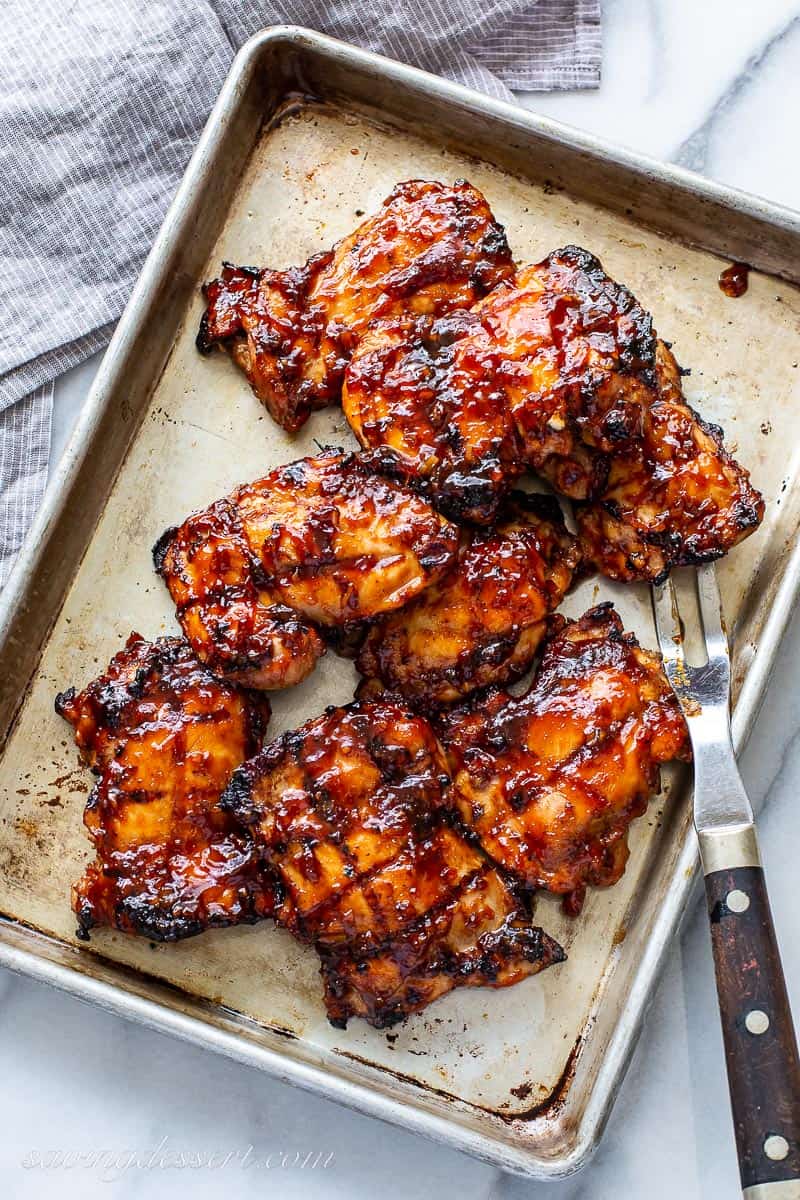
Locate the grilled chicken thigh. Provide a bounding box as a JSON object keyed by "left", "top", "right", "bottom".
{"left": 56, "top": 634, "right": 276, "bottom": 941}
{"left": 197, "top": 179, "right": 515, "bottom": 432}
{"left": 343, "top": 310, "right": 522, "bottom": 524}
{"left": 356, "top": 492, "right": 580, "bottom": 706}
{"left": 437, "top": 605, "right": 691, "bottom": 914}
{"left": 343, "top": 243, "right": 763, "bottom": 573}
{"left": 468, "top": 250, "right": 762, "bottom": 576}
{"left": 451, "top": 247, "right": 656, "bottom": 498}
{"left": 154, "top": 450, "right": 459, "bottom": 690}
{"left": 342, "top": 244, "right": 647, "bottom": 518}
{"left": 222, "top": 699, "right": 564, "bottom": 1028}
{"left": 575, "top": 340, "right": 765, "bottom": 581}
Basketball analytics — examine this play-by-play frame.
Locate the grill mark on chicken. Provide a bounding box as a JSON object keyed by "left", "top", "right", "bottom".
{"left": 436, "top": 604, "right": 692, "bottom": 915}
{"left": 56, "top": 633, "right": 277, "bottom": 942}
{"left": 222, "top": 699, "right": 564, "bottom": 1028}
{"left": 344, "top": 310, "right": 522, "bottom": 524}
{"left": 198, "top": 179, "right": 515, "bottom": 432}
{"left": 154, "top": 450, "right": 459, "bottom": 690}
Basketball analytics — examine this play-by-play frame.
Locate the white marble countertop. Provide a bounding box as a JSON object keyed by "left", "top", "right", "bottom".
{"left": 4, "top": 2, "right": 800, "bottom": 1197}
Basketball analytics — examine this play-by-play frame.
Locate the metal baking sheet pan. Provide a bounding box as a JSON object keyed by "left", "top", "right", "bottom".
{"left": 1, "top": 27, "right": 799, "bottom": 1179}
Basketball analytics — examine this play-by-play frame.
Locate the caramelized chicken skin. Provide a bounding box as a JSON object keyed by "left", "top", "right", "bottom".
{"left": 154, "top": 450, "right": 459, "bottom": 690}
{"left": 222, "top": 699, "right": 564, "bottom": 1028}
{"left": 197, "top": 179, "right": 515, "bottom": 432}
{"left": 343, "top": 242, "right": 763, "bottom": 572}
{"left": 356, "top": 492, "right": 580, "bottom": 707}
{"left": 56, "top": 633, "right": 277, "bottom": 941}
{"left": 343, "top": 309, "right": 522, "bottom": 523}
{"left": 437, "top": 605, "right": 691, "bottom": 914}
{"left": 575, "top": 341, "right": 765, "bottom": 581}
{"left": 482, "top": 251, "right": 762, "bottom": 576}
{"left": 455, "top": 246, "right": 658, "bottom": 497}
{"left": 341, "top": 242, "right": 654, "bottom": 521}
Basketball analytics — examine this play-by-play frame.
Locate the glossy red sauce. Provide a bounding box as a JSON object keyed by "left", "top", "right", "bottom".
{"left": 718, "top": 262, "right": 750, "bottom": 298}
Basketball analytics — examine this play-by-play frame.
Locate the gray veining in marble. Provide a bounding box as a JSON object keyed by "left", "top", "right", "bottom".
{"left": 675, "top": 12, "right": 800, "bottom": 174}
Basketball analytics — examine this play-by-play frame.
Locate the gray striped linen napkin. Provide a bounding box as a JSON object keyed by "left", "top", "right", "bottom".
{"left": 0, "top": 0, "right": 601, "bottom": 587}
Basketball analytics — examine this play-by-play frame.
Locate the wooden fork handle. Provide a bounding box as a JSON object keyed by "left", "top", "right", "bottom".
{"left": 704, "top": 862, "right": 800, "bottom": 1197}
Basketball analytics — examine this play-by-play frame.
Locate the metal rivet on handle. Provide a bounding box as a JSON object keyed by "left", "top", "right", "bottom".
{"left": 745, "top": 1010, "right": 770, "bottom": 1035}
{"left": 726, "top": 889, "right": 750, "bottom": 913}
{"left": 764, "top": 1135, "right": 790, "bottom": 1162}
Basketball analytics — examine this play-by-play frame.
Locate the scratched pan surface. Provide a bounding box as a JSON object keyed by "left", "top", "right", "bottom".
{"left": 1, "top": 28, "right": 800, "bottom": 1180}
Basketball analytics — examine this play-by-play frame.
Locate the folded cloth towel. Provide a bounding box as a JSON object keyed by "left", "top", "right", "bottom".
{"left": 0, "top": 0, "right": 601, "bottom": 586}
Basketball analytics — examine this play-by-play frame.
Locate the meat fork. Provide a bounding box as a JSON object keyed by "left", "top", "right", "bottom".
{"left": 653, "top": 564, "right": 800, "bottom": 1199}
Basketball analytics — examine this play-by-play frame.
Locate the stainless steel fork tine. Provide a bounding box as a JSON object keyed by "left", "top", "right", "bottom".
{"left": 695, "top": 562, "right": 728, "bottom": 661}
{"left": 651, "top": 575, "right": 683, "bottom": 665}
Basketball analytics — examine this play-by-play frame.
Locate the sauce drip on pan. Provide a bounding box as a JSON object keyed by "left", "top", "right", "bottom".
{"left": 718, "top": 262, "right": 750, "bottom": 298}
